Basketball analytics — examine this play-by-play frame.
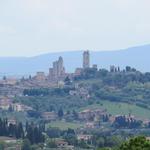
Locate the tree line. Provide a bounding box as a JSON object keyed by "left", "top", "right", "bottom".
{"left": 74, "top": 66, "right": 150, "bottom": 87}
{"left": 114, "top": 115, "right": 142, "bottom": 128}
{"left": 0, "top": 118, "right": 45, "bottom": 145}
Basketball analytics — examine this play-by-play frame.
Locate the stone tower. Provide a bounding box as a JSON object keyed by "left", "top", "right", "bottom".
{"left": 83, "top": 50, "right": 90, "bottom": 69}
{"left": 53, "top": 61, "right": 58, "bottom": 77}
{"left": 49, "top": 56, "right": 65, "bottom": 80}
{"left": 58, "top": 56, "right": 64, "bottom": 76}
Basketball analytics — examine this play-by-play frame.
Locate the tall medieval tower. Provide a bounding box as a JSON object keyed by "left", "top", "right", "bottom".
{"left": 49, "top": 56, "right": 65, "bottom": 80}
{"left": 83, "top": 50, "right": 90, "bottom": 69}
{"left": 58, "top": 56, "right": 65, "bottom": 76}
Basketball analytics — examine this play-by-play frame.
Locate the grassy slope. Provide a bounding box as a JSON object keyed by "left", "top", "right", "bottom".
{"left": 48, "top": 121, "right": 83, "bottom": 130}
{"left": 80, "top": 100, "right": 150, "bottom": 120}
{"left": 76, "top": 79, "right": 150, "bottom": 120}
{"left": 48, "top": 100, "right": 150, "bottom": 130}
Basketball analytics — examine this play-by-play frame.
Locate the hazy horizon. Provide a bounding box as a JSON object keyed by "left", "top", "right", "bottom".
{"left": 0, "top": 43, "right": 149, "bottom": 58}
{"left": 0, "top": 44, "right": 150, "bottom": 58}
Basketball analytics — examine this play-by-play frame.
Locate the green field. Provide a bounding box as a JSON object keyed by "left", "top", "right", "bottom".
{"left": 47, "top": 101, "right": 150, "bottom": 130}
{"left": 80, "top": 100, "right": 150, "bottom": 120}
{"left": 48, "top": 121, "right": 83, "bottom": 130}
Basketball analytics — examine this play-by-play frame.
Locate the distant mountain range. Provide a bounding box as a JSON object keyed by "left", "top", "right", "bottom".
{"left": 0, "top": 44, "right": 150, "bottom": 77}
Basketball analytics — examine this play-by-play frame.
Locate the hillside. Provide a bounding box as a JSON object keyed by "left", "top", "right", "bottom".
{"left": 0, "top": 44, "right": 150, "bottom": 76}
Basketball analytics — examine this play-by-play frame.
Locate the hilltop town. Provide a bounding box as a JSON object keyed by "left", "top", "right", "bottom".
{"left": 1, "top": 51, "right": 150, "bottom": 149}
{"left": 0, "top": 51, "right": 96, "bottom": 97}
{"left": 0, "top": 50, "right": 122, "bottom": 95}
{"left": 1, "top": 0, "right": 150, "bottom": 149}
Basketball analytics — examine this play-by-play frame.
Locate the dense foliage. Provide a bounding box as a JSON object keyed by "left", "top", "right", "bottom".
{"left": 114, "top": 115, "right": 142, "bottom": 128}
{"left": 0, "top": 118, "right": 24, "bottom": 139}
{"left": 15, "top": 94, "right": 88, "bottom": 112}
{"left": 16, "top": 67, "right": 150, "bottom": 115}
{"left": 77, "top": 68, "right": 150, "bottom": 108}
{"left": 119, "top": 136, "right": 150, "bottom": 150}
{"left": 0, "top": 118, "right": 45, "bottom": 145}
{"left": 26, "top": 122, "right": 45, "bottom": 144}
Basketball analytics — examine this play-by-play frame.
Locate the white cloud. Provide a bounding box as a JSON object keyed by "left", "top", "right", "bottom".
{"left": 0, "top": 0, "right": 150, "bottom": 56}
{"left": 0, "top": 26, "right": 16, "bottom": 34}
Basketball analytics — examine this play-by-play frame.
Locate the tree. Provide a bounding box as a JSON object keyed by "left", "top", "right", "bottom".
{"left": 22, "top": 139, "right": 31, "bottom": 150}
{"left": 16, "top": 122, "right": 24, "bottom": 139}
{"left": 96, "top": 137, "right": 105, "bottom": 148}
{"left": 3, "top": 76, "right": 6, "bottom": 81}
{"left": 21, "top": 76, "right": 25, "bottom": 82}
{"left": 0, "top": 141, "right": 5, "bottom": 150}
{"left": 119, "top": 136, "right": 150, "bottom": 150}
{"left": 26, "top": 123, "right": 45, "bottom": 144}
{"left": 64, "top": 134, "right": 78, "bottom": 146}
{"left": 46, "top": 127, "right": 61, "bottom": 138}
{"left": 8, "top": 105, "right": 13, "bottom": 112}
{"left": 96, "top": 148, "right": 110, "bottom": 150}
{"left": 47, "top": 139, "right": 57, "bottom": 148}
{"left": 64, "top": 76, "right": 71, "bottom": 85}
{"left": 78, "top": 139, "right": 89, "bottom": 149}
{"left": 58, "top": 108, "right": 64, "bottom": 118}
{"left": 126, "top": 66, "right": 132, "bottom": 72}
{"left": 29, "top": 75, "right": 32, "bottom": 80}
{"left": 72, "top": 110, "right": 78, "bottom": 120}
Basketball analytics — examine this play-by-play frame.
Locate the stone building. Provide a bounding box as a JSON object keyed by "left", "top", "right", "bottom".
{"left": 35, "top": 72, "right": 46, "bottom": 81}
{"left": 74, "top": 68, "right": 83, "bottom": 76}
{"left": 110, "top": 65, "right": 120, "bottom": 72}
{"left": 78, "top": 109, "right": 106, "bottom": 121}
{"left": 92, "top": 64, "right": 98, "bottom": 69}
{"left": 57, "top": 56, "right": 64, "bottom": 76}
{"left": 0, "top": 97, "right": 13, "bottom": 110}
{"left": 77, "top": 134, "right": 92, "bottom": 141}
{"left": 13, "top": 103, "right": 33, "bottom": 112}
{"left": 83, "top": 50, "right": 90, "bottom": 69}
{"left": 41, "top": 112, "right": 57, "bottom": 121}
{"left": 0, "top": 78, "right": 17, "bottom": 86}
{"left": 53, "top": 61, "right": 58, "bottom": 78}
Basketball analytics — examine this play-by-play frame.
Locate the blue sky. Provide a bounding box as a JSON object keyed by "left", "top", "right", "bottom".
{"left": 0, "top": 0, "right": 150, "bottom": 56}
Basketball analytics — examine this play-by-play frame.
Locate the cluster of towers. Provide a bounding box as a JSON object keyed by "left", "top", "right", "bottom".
{"left": 49, "top": 56, "right": 65, "bottom": 80}
{"left": 35, "top": 50, "right": 92, "bottom": 82}
{"left": 35, "top": 50, "right": 124, "bottom": 83}
{"left": 48, "top": 50, "right": 91, "bottom": 81}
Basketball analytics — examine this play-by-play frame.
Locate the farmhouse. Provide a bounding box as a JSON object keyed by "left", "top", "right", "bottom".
{"left": 77, "top": 134, "right": 92, "bottom": 141}
{"left": 0, "top": 97, "right": 13, "bottom": 110}
{"left": 41, "top": 112, "right": 57, "bottom": 121}
{"left": 13, "top": 103, "right": 33, "bottom": 112}
{"left": 78, "top": 108, "right": 106, "bottom": 121}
